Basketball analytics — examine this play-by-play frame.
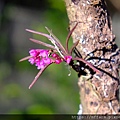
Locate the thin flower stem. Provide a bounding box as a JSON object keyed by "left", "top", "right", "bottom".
{"left": 19, "top": 56, "right": 32, "bottom": 62}
{"left": 45, "top": 27, "right": 67, "bottom": 55}
{"left": 29, "top": 63, "right": 52, "bottom": 89}
{"left": 29, "top": 38, "right": 56, "bottom": 50}
{"left": 69, "top": 40, "right": 79, "bottom": 55}
{"left": 66, "top": 23, "right": 78, "bottom": 53}
{"left": 72, "top": 57, "right": 101, "bottom": 74}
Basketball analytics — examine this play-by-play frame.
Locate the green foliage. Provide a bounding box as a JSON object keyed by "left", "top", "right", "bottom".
{"left": 48, "top": 0, "right": 66, "bottom": 12}
{"left": 26, "top": 104, "right": 53, "bottom": 114}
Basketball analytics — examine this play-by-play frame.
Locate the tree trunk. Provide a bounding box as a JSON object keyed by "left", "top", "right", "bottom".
{"left": 64, "top": 0, "right": 120, "bottom": 114}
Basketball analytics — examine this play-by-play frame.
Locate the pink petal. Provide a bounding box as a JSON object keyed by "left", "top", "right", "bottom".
{"left": 65, "top": 56, "right": 72, "bottom": 64}
{"left": 29, "top": 49, "right": 38, "bottom": 57}
{"left": 28, "top": 58, "right": 35, "bottom": 64}
{"left": 51, "top": 53, "right": 59, "bottom": 58}
{"left": 43, "top": 58, "right": 51, "bottom": 64}
{"left": 55, "top": 58, "right": 62, "bottom": 64}
{"left": 39, "top": 50, "right": 49, "bottom": 58}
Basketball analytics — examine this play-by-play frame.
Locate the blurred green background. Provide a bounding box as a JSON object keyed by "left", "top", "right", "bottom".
{"left": 0, "top": 0, "right": 120, "bottom": 114}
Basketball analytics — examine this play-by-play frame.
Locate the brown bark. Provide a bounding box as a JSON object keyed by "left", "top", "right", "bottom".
{"left": 64, "top": 0, "right": 120, "bottom": 114}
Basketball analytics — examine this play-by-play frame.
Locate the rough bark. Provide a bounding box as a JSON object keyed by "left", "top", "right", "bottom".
{"left": 64, "top": 0, "right": 120, "bottom": 114}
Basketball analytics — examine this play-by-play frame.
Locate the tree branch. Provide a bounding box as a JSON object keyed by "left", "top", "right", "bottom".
{"left": 64, "top": 0, "right": 120, "bottom": 114}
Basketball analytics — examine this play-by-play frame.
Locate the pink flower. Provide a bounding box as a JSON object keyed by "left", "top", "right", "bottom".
{"left": 51, "top": 53, "right": 62, "bottom": 64}
{"left": 28, "top": 57, "right": 35, "bottom": 64}
{"left": 43, "top": 58, "right": 51, "bottom": 64}
{"left": 64, "top": 56, "right": 72, "bottom": 64}
{"left": 28, "top": 49, "right": 72, "bottom": 73}
{"left": 39, "top": 49, "right": 49, "bottom": 58}
{"left": 19, "top": 26, "right": 101, "bottom": 89}
{"left": 51, "top": 53, "right": 59, "bottom": 58}
{"left": 55, "top": 58, "right": 62, "bottom": 64}
{"left": 29, "top": 49, "right": 39, "bottom": 57}
{"left": 28, "top": 49, "right": 51, "bottom": 69}
{"left": 36, "top": 60, "right": 45, "bottom": 69}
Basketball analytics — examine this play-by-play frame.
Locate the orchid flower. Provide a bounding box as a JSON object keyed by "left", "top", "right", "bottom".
{"left": 20, "top": 23, "right": 101, "bottom": 89}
